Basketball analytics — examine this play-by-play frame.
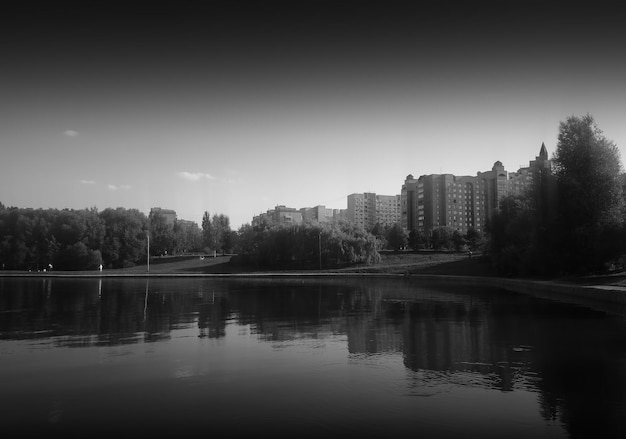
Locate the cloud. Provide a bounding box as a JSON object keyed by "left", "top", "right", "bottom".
{"left": 108, "top": 184, "right": 131, "bottom": 190}
{"left": 80, "top": 179, "right": 96, "bottom": 185}
{"left": 177, "top": 171, "right": 216, "bottom": 182}
{"left": 64, "top": 130, "right": 79, "bottom": 137}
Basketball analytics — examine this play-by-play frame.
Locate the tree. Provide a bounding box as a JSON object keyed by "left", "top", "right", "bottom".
{"left": 201, "top": 211, "right": 213, "bottom": 250}
{"left": 149, "top": 210, "right": 174, "bottom": 256}
{"left": 386, "top": 223, "right": 408, "bottom": 251}
{"left": 408, "top": 229, "right": 427, "bottom": 250}
{"left": 173, "top": 221, "right": 203, "bottom": 253}
{"left": 201, "top": 212, "right": 232, "bottom": 254}
{"left": 232, "top": 221, "right": 380, "bottom": 269}
{"left": 486, "top": 195, "right": 534, "bottom": 275}
{"left": 452, "top": 229, "right": 466, "bottom": 251}
{"left": 431, "top": 226, "right": 455, "bottom": 250}
{"left": 100, "top": 208, "right": 148, "bottom": 268}
{"left": 554, "top": 114, "right": 623, "bottom": 227}
{"left": 212, "top": 214, "right": 231, "bottom": 254}
{"left": 464, "top": 227, "right": 484, "bottom": 251}
{"left": 553, "top": 114, "right": 624, "bottom": 272}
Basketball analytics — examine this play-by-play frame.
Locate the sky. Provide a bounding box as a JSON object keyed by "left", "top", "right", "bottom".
{"left": 2, "top": 4, "right": 626, "bottom": 229}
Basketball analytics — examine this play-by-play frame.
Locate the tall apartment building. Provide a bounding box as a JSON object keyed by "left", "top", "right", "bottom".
{"left": 347, "top": 193, "right": 401, "bottom": 230}
{"left": 402, "top": 144, "right": 551, "bottom": 235}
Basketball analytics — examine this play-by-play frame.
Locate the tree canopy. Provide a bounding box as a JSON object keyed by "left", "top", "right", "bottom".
{"left": 232, "top": 221, "right": 380, "bottom": 269}
{"left": 487, "top": 114, "right": 625, "bottom": 275}
{"left": 553, "top": 114, "right": 623, "bottom": 229}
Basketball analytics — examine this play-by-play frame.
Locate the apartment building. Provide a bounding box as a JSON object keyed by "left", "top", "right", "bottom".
{"left": 347, "top": 192, "right": 401, "bottom": 231}
{"left": 402, "top": 144, "right": 551, "bottom": 235}
{"left": 252, "top": 205, "right": 303, "bottom": 227}
{"left": 150, "top": 207, "right": 177, "bottom": 225}
{"left": 300, "top": 205, "right": 335, "bottom": 223}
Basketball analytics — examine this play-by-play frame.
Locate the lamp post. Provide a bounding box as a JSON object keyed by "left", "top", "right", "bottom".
{"left": 147, "top": 233, "right": 150, "bottom": 273}
{"left": 318, "top": 231, "right": 322, "bottom": 271}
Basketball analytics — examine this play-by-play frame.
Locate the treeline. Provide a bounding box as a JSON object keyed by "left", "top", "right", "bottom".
{"left": 229, "top": 220, "right": 485, "bottom": 271}
{"left": 370, "top": 222, "right": 485, "bottom": 252}
{"left": 0, "top": 206, "right": 234, "bottom": 270}
{"left": 0, "top": 206, "right": 146, "bottom": 270}
{"left": 487, "top": 114, "right": 625, "bottom": 276}
{"left": 232, "top": 221, "right": 380, "bottom": 269}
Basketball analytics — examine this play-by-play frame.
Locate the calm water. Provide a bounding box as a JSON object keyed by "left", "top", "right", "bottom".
{"left": 1, "top": 276, "right": 625, "bottom": 438}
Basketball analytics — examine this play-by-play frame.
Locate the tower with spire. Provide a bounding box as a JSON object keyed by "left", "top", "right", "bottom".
{"left": 530, "top": 142, "right": 551, "bottom": 172}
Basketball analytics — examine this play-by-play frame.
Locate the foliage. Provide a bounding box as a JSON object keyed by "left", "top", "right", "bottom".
{"left": 233, "top": 221, "right": 380, "bottom": 269}
{"left": 464, "top": 227, "right": 485, "bottom": 251}
{"left": 201, "top": 211, "right": 213, "bottom": 250}
{"left": 552, "top": 114, "right": 624, "bottom": 272}
{"left": 100, "top": 208, "right": 148, "bottom": 268}
{"left": 0, "top": 204, "right": 213, "bottom": 270}
{"left": 385, "top": 223, "right": 408, "bottom": 251}
{"left": 486, "top": 195, "right": 535, "bottom": 275}
{"left": 431, "top": 226, "right": 456, "bottom": 250}
{"left": 452, "top": 230, "right": 466, "bottom": 251}
{"left": 54, "top": 242, "right": 102, "bottom": 270}
{"left": 487, "top": 114, "right": 625, "bottom": 276}
{"left": 408, "top": 229, "right": 428, "bottom": 250}
{"left": 149, "top": 210, "right": 175, "bottom": 256}
{"left": 173, "top": 221, "right": 203, "bottom": 253}
{"left": 202, "top": 212, "right": 232, "bottom": 254}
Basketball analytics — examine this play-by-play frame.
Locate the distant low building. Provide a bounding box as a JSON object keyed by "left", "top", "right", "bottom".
{"left": 176, "top": 219, "right": 198, "bottom": 230}
{"left": 253, "top": 205, "right": 303, "bottom": 227}
{"left": 300, "top": 205, "right": 335, "bottom": 223}
{"left": 150, "top": 207, "right": 177, "bottom": 225}
{"left": 252, "top": 204, "right": 346, "bottom": 227}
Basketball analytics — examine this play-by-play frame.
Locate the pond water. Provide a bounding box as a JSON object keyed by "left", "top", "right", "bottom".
{"left": 0, "top": 276, "right": 625, "bottom": 438}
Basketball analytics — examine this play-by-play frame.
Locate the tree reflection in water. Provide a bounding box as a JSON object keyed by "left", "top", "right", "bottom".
{"left": 0, "top": 276, "right": 624, "bottom": 438}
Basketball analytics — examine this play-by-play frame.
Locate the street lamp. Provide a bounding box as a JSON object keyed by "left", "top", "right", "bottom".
{"left": 146, "top": 232, "right": 150, "bottom": 273}
{"left": 318, "top": 231, "right": 322, "bottom": 270}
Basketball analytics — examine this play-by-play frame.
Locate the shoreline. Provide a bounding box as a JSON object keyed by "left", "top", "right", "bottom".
{"left": 3, "top": 270, "right": 626, "bottom": 313}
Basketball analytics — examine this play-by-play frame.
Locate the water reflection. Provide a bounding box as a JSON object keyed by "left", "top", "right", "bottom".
{"left": 0, "top": 276, "right": 625, "bottom": 438}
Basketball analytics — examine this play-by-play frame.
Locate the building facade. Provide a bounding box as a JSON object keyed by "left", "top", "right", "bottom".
{"left": 402, "top": 144, "right": 551, "bottom": 235}
{"left": 252, "top": 204, "right": 346, "bottom": 227}
{"left": 347, "top": 192, "right": 401, "bottom": 230}
{"left": 252, "top": 205, "right": 303, "bottom": 227}
{"left": 300, "top": 205, "right": 336, "bottom": 223}
{"left": 150, "top": 207, "right": 177, "bottom": 225}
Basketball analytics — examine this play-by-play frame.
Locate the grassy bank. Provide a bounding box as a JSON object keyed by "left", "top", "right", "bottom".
{"left": 112, "top": 251, "right": 498, "bottom": 276}
{"left": 136, "top": 252, "right": 626, "bottom": 287}
{"left": 4, "top": 251, "right": 626, "bottom": 288}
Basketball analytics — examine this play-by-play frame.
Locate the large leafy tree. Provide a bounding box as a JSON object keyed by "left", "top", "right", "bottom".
{"left": 212, "top": 214, "right": 231, "bottom": 254}
{"left": 486, "top": 195, "right": 534, "bottom": 275}
{"left": 201, "top": 212, "right": 232, "bottom": 254}
{"left": 173, "top": 221, "right": 203, "bottom": 253}
{"left": 386, "top": 223, "right": 408, "bottom": 251}
{"left": 148, "top": 210, "right": 174, "bottom": 256}
{"left": 100, "top": 208, "right": 148, "bottom": 268}
{"left": 431, "top": 226, "right": 456, "bottom": 250}
{"left": 554, "top": 114, "right": 623, "bottom": 229}
{"left": 553, "top": 114, "right": 624, "bottom": 272}
{"left": 201, "top": 211, "right": 213, "bottom": 250}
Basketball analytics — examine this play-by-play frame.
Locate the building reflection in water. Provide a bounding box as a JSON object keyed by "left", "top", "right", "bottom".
{"left": 0, "top": 276, "right": 624, "bottom": 437}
